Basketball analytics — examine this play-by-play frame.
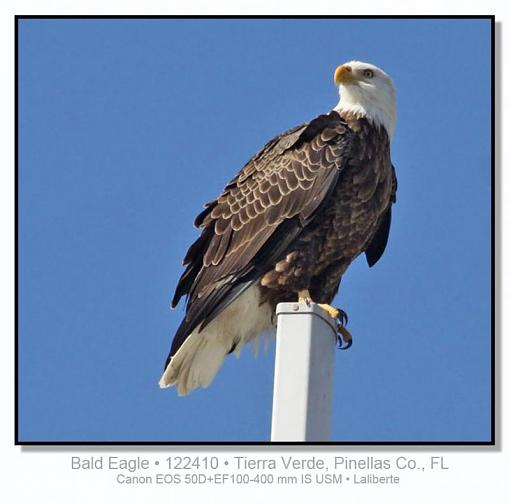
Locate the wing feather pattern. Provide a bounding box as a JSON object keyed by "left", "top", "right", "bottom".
{"left": 166, "top": 111, "right": 353, "bottom": 365}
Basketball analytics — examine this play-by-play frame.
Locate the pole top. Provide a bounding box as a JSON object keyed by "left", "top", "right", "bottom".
{"left": 275, "top": 302, "right": 337, "bottom": 335}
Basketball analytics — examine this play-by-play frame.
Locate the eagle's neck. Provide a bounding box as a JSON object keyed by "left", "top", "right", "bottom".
{"left": 334, "top": 85, "right": 396, "bottom": 139}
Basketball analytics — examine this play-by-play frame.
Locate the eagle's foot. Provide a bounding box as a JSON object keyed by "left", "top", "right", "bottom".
{"left": 298, "top": 289, "right": 313, "bottom": 306}
{"left": 317, "top": 304, "right": 348, "bottom": 325}
{"left": 317, "top": 304, "right": 352, "bottom": 350}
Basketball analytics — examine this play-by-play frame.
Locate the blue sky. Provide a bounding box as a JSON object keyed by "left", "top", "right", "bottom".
{"left": 18, "top": 18, "right": 492, "bottom": 442}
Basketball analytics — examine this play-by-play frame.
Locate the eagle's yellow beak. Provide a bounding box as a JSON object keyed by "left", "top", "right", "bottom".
{"left": 334, "top": 65, "right": 354, "bottom": 85}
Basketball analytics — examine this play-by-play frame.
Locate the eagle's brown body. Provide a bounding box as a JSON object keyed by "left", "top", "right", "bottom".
{"left": 161, "top": 109, "right": 397, "bottom": 395}
{"left": 259, "top": 112, "right": 395, "bottom": 308}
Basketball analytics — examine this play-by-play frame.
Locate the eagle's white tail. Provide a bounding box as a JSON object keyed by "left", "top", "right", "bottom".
{"left": 159, "top": 284, "right": 274, "bottom": 396}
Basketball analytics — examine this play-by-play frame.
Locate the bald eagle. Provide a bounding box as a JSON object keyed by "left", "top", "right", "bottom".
{"left": 160, "top": 61, "right": 397, "bottom": 395}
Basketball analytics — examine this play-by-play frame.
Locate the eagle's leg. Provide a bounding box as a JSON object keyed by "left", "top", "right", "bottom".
{"left": 298, "top": 289, "right": 313, "bottom": 306}
{"left": 317, "top": 304, "right": 353, "bottom": 350}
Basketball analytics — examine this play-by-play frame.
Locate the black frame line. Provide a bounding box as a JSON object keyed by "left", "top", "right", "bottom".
{"left": 15, "top": 15, "right": 494, "bottom": 19}
{"left": 14, "top": 14, "right": 496, "bottom": 447}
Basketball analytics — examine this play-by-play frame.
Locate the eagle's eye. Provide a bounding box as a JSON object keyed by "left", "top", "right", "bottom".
{"left": 363, "top": 69, "right": 374, "bottom": 79}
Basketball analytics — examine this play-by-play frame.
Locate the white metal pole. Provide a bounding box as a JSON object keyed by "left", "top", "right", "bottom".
{"left": 271, "top": 302, "right": 337, "bottom": 442}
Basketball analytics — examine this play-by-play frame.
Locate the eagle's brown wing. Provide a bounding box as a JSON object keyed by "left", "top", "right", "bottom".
{"left": 167, "top": 111, "right": 353, "bottom": 361}
{"left": 364, "top": 163, "right": 397, "bottom": 267}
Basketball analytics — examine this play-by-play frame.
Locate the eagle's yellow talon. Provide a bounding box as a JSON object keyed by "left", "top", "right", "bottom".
{"left": 317, "top": 303, "right": 352, "bottom": 348}
{"left": 337, "top": 325, "right": 353, "bottom": 350}
{"left": 318, "top": 303, "right": 340, "bottom": 319}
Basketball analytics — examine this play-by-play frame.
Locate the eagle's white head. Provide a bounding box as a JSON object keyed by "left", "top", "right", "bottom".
{"left": 333, "top": 60, "right": 396, "bottom": 139}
